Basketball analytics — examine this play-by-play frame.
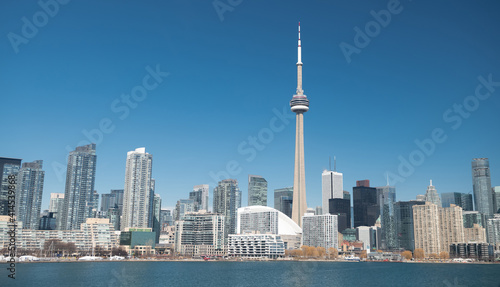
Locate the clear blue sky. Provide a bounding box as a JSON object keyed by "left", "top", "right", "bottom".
{"left": 1, "top": 0, "right": 499, "bottom": 211}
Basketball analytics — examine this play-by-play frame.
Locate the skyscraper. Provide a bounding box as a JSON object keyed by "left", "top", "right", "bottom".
{"left": 394, "top": 200, "right": 425, "bottom": 251}
{"left": 413, "top": 202, "right": 440, "bottom": 256}
{"left": 353, "top": 180, "right": 378, "bottom": 228}
{"left": 60, "top": 144, "right": 97, "bottom": 230}
{"left": 191, "top": 184, "right": 209, "bottom": 211}
{"left": 160, "top": 208, "right": 173, "bottom": 228}
{"left": 439, "top": 204, "right": 464, "bottom": 251}
{"left": 290, "top": 23, "right": 309, "bottom": 227}
{"left": 121, "top": 147, "right": 153, "bottom": 231}
{"left": 376, "top": 185, "right": 396, "bottom": 250}
{"left": 322, "top": 170, "right": 343, "bottom": 215}
{"left": 424, "top": 180, "right": 441, "bottom": 207}
{"left": 49, "top": 193, "right": 64, "bottom": 215}
{"left": 16, "top": 160, "right": 44, "bottom": 230}
{"left": 248, "top": 175, "right": 268, "bottom": 206}
{"left": 0, "top": 157, "right": 22, "bottom": 215}
{"left": 329, "top": 198, "right": 350, "bottom": 233}
{"left": 441, "top": 192, "right": 473, "bottom": 211}
{"left": 213, "top": 179, "right": 241, "bottom": 241}
{"left": 302, "top": 213, "right": 338, "bottom": 250}
{"left": 174, "top": 199, "right": 195, "bottom": 221}
{"left": 472, "top": 158, "right": 494, "bottom": 217}
{"left": 274, "top": 187, "right": 293, "bottom": 218}
{"left": 493, "top": 186, "right": 500, "bottom": 214}
{"left": 152, "top": 193, "right": 161, "bottom": 243}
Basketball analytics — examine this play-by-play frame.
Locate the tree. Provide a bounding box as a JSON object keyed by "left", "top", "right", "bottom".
{"left": 359, "top": 250, "right": 367, "bottom": 259}
{"left": 328, "top": 248, "right": 338, "bottom": 259}
{"left": 429, "top": 253, "right": 438, "bottom": 260}
{"left": 301, "top": 245, "right": 309, "bottom": 257}
{"left": 401, "top": 251, "right": 412, "bottom": 260}
{"left": 413, "top": 248, "right": 425, "bottom": 260}
{"left": 311, "top": 247, "right": 319, "bottom": 258}
{"left": 317, "top": 247, "right": 326, "bottom": 258}
{"left": 439, "top": 251, "right": 449, "bottom": 260}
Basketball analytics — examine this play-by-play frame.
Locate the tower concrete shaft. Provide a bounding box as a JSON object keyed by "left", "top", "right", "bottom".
{"left": 292, "top": 112, "right": 307, "bottom": 226}
{"left": 290, "top": 22, "right": 309, "bottom": 227}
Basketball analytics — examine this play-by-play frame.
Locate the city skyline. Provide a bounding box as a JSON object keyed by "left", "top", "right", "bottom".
{"left": 1, "top": 1, "right": 500, "bottom": 212}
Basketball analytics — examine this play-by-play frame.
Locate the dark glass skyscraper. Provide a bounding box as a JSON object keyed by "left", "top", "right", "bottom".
{"left": 377, "top": 185, "right": 396, "bottom": 250}
{"left": 60, "top": 144, "right": 97, "bottom": 230}
{"left": 353, "top": 180, "right": 378, "bottom": 228}
{"left": 394, "top": 200, "right": 425, "bottom": 251}
{"left": 441, "top": 192, "right": 473, "bottom": 211}
{"left": 16, "top": 160, "right": 45, "bottom": 230}
{"left": 329, "top": 198, "right": 350, "bottom": 232}
{"left": 274, "top": 187, "right": 293, "bottom": 218}
{"left": 472, "top": 158, "right": 494, "bottom": 217}
{"left": 0, "top": 157, "right": 22, "bottom": 215}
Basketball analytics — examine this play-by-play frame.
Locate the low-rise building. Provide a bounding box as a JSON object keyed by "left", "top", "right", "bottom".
{"left": 228, "top": 233, "right": 285, "bottom": 259}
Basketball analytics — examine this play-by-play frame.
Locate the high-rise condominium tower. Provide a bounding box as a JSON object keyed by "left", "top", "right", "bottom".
{"left": 191, "top": 184, "right": 209, "bottom": 211}
{"left": 121, "top": 147, "right": 153, "bottom": 231}
{"left": 248, "top": 175, "right": 268, "bottom": 206}
{"left": 290, "top": 22, "right": 309, "bottom": 227}
{"left": 213, "top": 179, "right": 241, "bottom": 241}
{"left": 472, "top": 158, "right": 494, "bottom": 217}
{"left": 60, "top": 144, "right": 97, "bottom": 230}
{"left": 322, "top": 170, "right": 343, "bottom": 215}
{"left": 16, "top": 160, "right": 45, "bottom": 230}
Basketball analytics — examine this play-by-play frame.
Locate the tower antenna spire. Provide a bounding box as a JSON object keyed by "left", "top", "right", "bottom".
{"left": 334, "top": 156, "right": 337, "bottom": 172}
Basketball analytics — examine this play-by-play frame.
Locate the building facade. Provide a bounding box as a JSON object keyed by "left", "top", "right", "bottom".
{"left": 472, "top": 158, "right": 494, "bottom": 217}
{"left": 302, "top": 214, "right": 338, "bottom": 250}
{"left": 213, "top": 179, "right": 241, "bottom": 241}
{"left": 487, "top": 214, "right": 500, "bottom": 244}
{"left": 439, "top": 204, "right": 464, "bottom": 252}
{"left": 413, "top": 202, "right": 441, "bottom": 256}
{"left": 228, "top": 233, "right": 285, "bottom": 258}
{"left": 353, "top": 180, "right": 378, "bottom": 228}
{"left": 174, "top": 199, "right": 195, "bottom": 221}
{"left": 274, "top": 187, "right": 293, "bottom": 219}
{"left": 16, "top": 160, "right": 44, "bottom": 230}
{"left": 322, "top": 170, "right": 343, "bottom": 215}
{"left": 60, "top": 144, "right": 97, "bottom": 230}
{"left": 121, "top": 147, "right": 153, "bottom": 231}
{"left": 464, "top": 223, "right": 487, "bottom": 243}
{"left": 328, "top": 198, "right": 350, "bottom": 233}
{"left": 394, "top": 200, "right": 425, "bottom": 251}
{"left": 248, "top": 175, "right": 267, "bottom": 207}
{"left": 376, "top": 185, "right": 396, "bottom": 250}
{"left": 174, "top": 211, "right": 225, "bottom": 256}
{"left": 441, "top": 192, "right": 473, "bottom": 211}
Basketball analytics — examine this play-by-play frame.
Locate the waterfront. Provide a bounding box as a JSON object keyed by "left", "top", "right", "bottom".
{"left": 2, "top": 261, "right": 500, "bottom": 286}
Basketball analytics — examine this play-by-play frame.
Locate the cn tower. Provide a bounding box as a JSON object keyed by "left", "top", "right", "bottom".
{"left": 290, "top": 22, "right": 309, "bottom": 227}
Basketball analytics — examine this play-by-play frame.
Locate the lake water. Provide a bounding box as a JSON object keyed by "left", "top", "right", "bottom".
{"left": 2, "top": 261, "right": 499, "bottom": 286}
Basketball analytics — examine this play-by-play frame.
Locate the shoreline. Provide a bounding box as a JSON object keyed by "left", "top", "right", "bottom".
{"left": 2, "top": 258, "right": 498, "bottom": 265}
